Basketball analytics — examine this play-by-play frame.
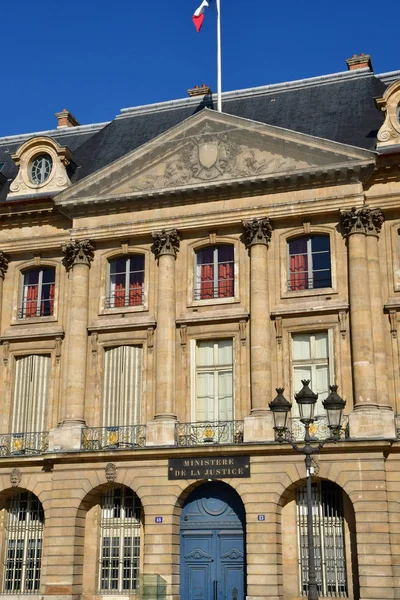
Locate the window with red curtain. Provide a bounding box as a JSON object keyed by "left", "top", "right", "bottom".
{"left": 21, "top": 268, "right": 55, "bottom": 318}
{"left": 288, "top": 236, "right": 331, "bottom": 291}
{"left": 195, "top": 245, "right": 234, "bottom": 300}
{"left": 109, "top": 256, "right": 144, "bottom": 308}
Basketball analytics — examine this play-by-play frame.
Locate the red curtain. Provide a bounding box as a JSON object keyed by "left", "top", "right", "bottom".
{"left": 129, "top": 280, "right": 143, "bottom": 306}
{"left": 114, "top": 281, "right": 125, "bottom": 307}
{"left": 200, "top": 264, "right": 214, "bottom": 299}
{"left": 46, "top": 284, "right": 55, "bottom": 316}
{"left": 289, "top": 239, "right": 308, "bottom": 290}
{"left": 218, "top": 262, "right": 234, "bottom": 297}
{"left": 26, "top": 285, "right": 39, "bottom": 318}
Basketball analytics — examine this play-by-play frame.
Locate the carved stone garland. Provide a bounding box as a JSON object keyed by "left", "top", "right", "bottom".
{"left": 0, "top": 252, "right": 9, "bottom": 279}
{"left": 62, "top": 240, "right": 95, "bottom": 271}
{"left": 341, "top": 207, "right": 384, "bottom": 237}
{"left": 151, "top": 229, "right": 180, "bottom": 258}
{"left": 242, "top": 217, "right": 272, "bottom": 247}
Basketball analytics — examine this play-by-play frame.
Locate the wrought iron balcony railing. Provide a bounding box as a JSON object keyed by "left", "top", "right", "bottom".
{"left": 280, "top": 416, "right": 349, "bottom": 442}
{"left": 81, "top": 425, "right": 146, "bottom": 451}
{"left": 18, "top": 299, "right": 54, "bottom": 319}
{"left": 193, "top": 279, "right": 234, "bottom": 301}
{"left": 175, "top": 420, "right": 244, "bottom": 447}
{"left": 287, "top": 274, "right": 332, "bottom": 291}
{"left": 105, "top": 288, "right": 144, "bottom": 309}
{"left": 0, "top": 432, "right": 49, "bottom": 456}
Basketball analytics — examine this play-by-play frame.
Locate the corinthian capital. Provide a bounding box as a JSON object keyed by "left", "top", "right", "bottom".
{"left": 0, "top": 252, "right": 9, "bottom": 279}
{"left": 62, "top": 240, "right": 95, "bottom": 271}
{"left": 242, "top": 217, "right": 272, "bottom": 248}
{"left": 341, "top": 207, "right": 384, "bottom": 237}
{"left": 151, "top": 229, "right": 180, "bottom": 259}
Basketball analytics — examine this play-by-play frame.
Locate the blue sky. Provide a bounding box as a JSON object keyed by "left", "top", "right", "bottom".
{"left": 1, "top": 0, "right": 397, "bottom": 137}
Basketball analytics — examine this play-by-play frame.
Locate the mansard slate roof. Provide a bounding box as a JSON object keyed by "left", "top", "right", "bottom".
{"left": 0, "top": 68, "right": 393, "bottom": 202}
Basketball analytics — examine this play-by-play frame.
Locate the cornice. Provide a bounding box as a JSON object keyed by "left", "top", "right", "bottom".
{"left": 55, "top": 159, "right": 376, "bottom": 217}
{"left": 87, "top": 319, "right": 156, "bottom": 334}
{"left": 176, "top": 311, "right": 249, "bottom": 326}
{"left": 271, "top": 302, "right": 349, "bottom": 318}
{"left": 0, "top": 328, "right": 64, "bottom": 342}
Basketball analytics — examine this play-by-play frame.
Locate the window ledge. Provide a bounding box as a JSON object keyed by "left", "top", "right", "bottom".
{"left": 271, "top": 301, "right": 348, "bottom": 318}
{"left": 12, "top": 315, "right": 58, "bottom": 326}
{"left": 281, "top": 287, "right": 337, "bottom": 300}
{"left": 187, "top": 296, "right": 240, "bottom": 308}
{"left": 177, "top": 311, "right": 249, "bottom": 325}
{"left": 88, "top": 318, "right": 156, "bottom": 333}
{"left": 0, "top": 327, "right": 64, "bottom": 342}
{"left": 99, "top": 305, "right": 149, "bottom": 317}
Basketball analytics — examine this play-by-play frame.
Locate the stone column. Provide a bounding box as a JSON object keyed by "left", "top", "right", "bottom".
{"left": 0, "top": 253, "right": 9, "bottom": 434}
{"left": 341, "top": 208, "right": 394, "bottom": 438}
{"left": 242, "top": 218, "right": 275, "bottom": 442}
{"left": 147, "top": 229, "right": 180, "bottom": 446}
{"left": 49, "top": 240, "right": 94, "bottom": 451}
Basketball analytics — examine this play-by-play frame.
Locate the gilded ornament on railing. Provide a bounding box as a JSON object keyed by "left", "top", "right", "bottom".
{"left": 0, "top": 432, "right": 48, "bottom": 456}
{"left": 175, "top": 421, "right": 244, "bottom": 447}
{"left": 81, "top": 425, "right": 146, "bottom": 451}
{"left": 286, "top": 416, "right": 349, "bottom": 443}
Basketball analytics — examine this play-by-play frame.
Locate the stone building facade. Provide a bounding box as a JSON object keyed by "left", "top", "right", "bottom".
{"left": 0, "top": 55, "right": 399, "bottom": 600}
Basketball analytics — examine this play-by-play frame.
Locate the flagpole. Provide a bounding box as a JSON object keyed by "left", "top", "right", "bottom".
{"left": 216, "top": 0, "right": 222, "bottom": 112}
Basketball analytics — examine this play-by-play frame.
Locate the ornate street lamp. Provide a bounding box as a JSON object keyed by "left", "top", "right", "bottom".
{"left": 269, "top": 381, "right": 346, "bottom": 600}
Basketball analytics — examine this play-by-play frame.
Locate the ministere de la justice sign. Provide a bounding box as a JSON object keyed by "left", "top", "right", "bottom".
{"left": 168, "top": 456, "right": 250, "bottom": 480}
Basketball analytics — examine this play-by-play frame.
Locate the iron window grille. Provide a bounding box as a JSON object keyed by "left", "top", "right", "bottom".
{"left": 107, "top": 256, "right": 144, "bottom": 308}
{"left": 297, "top": 481, "right": 348, "bottom": 597}
{"left": 194, "top": 245, "right": 234, "bottom": 300}
{"left": 288, "top": 235, "right": 331, "bottom": 291}
{"left": 3, "top": 492, "right": 44, "bottom": 594}
{"left": 99, "top": 487, "right": 141, "bottom": 594}
{"left": 19, "top": 268, "right": 55, "bottom": 319}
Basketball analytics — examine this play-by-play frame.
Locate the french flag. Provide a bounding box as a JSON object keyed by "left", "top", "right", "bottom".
{"left": 192, "top": 0, "right": 212, "bottom": 32}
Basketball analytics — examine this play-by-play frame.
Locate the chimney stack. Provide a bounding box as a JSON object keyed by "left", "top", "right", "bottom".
{"left": 55, "top": 109, "right": 81, "bottom": 128}
{"left": 187, "top": 84, "right": 212, "bottom": 98}
{"left": 346, "top": 54, "right": 373, "bottom": 71}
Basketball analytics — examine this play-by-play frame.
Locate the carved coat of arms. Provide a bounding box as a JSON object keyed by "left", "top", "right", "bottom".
{"left": 183, "top": 125, "right": 239, "bottom": 181}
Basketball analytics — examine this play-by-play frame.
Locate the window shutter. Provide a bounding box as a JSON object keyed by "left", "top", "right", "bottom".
{"left": 103, "top": 346, "right": 142, "bottom": 427}
{"left": 12, "top": 355, "right": 50, "bottom": 433}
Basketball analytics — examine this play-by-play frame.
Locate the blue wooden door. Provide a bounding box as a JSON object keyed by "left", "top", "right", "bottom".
{"left": 180, "top": 483, "right": 246, "bottom": 600}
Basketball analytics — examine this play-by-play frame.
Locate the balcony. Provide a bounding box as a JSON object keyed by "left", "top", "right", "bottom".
{"left": 105, "top": 287, "right": 144, "bottom": 309}
{"left": 175, "top": 421, "right": 244, "bottom": 447}
{"left": 18, "top": 298, "right": 54, "bottom": 319}
{"left": 81, "top": 425, "right": 146, "bottom": 451}
{"left": 0, "top": 432, "right": 49, "bottom": 456}
{"left": 285, "top": 415, "right": 349, "bottom": 442}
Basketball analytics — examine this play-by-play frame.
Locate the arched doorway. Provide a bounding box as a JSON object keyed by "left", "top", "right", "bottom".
{"left": 180, "top": 481, "right": 246, "bottom": 600}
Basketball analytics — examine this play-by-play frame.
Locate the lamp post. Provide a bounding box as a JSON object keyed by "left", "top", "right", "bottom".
{"left": 269, "top": 380, "right": 346, "bottom": 600}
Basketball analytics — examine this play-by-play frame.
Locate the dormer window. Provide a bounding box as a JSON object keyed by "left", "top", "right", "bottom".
{"left": 30, "top": 154, "right": 53, "bottom": 184}
{"left": 19, "top": 267, "right": 55, "bottom": 319}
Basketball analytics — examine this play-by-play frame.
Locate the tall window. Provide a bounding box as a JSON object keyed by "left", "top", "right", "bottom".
{"left": 12, "top": 355, "right": 50, "bottom": 434}
{"left": 194, "top": 340, "right": 233, "bottom": 422}
{"left": 19, "top": 268, "right": 55, "bottom": 319}
{"left": 3, "top": 492, "right": 44, "bottom": 594}
{"left": 107, "top": 256, "right": 144, "bottom": 308}
{"left": 292, "top": 332, "right": 331, "bottom": 416}
{"left": 288, "top": 235, "right": 331, "bottom": 291}
{"left": 195, "top": 245, "right": 234, "bottom": 300}
{"left": 103, "top": 346, "right": 142, "bottom": 427}
{"left": 297, "top": 481, "right": 347, "bottom": 597}
{"left": 99, "top": 487, "right": 141, "bottom": 594}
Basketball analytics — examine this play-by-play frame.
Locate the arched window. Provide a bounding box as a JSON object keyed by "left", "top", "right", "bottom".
{"left": 107, "top": 255, "right": 144, "bottom": 308}
{"left": 3, "top": 492, "right": 44, "bottom": 593}
{"left": 99, "top": 487, "right": 141, "bottom": 593}
{"left": 194, "top": 245, "right": 234, "bottom": 300}
{"left": 288, "top": 235, "right": 331, "bottom": 291}
{"left": 19, "top": 267, "right": 55, "bottom": 319}
{"left": 297, "top": 481, "right": 347, "bottom": 597}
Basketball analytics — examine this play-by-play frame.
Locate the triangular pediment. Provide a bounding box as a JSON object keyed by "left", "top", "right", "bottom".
{"left": 55, "top": 109, "right": 376, "bottom": 207}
